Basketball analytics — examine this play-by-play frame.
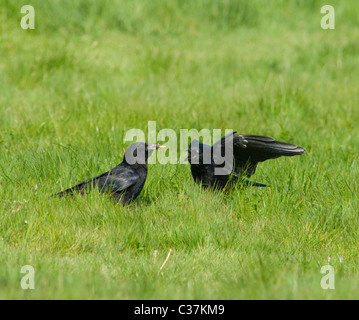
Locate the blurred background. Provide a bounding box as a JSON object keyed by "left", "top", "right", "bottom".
{"left": 1, "top": 0, "right": 358, "bottom": 149}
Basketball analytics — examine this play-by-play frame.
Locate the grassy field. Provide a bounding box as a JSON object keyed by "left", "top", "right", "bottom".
{"left": 0, "top": 0, "right": 358, "bottom": 299}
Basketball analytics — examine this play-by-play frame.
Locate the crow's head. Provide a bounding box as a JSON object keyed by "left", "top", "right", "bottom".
{"left": 124, "top": 142, "right": 165, "bottom": 165}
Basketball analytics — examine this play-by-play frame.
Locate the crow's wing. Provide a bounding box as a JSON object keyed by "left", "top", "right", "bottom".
{"left": 95, "top": 166, "right": 140, "bottom": 194}
{"left": 233, "top": 134, "right": 306, "bottom": 177}
{"left": 54, "top": 165, "right": 140, "bottom": 197}
{"left": 209, "top": 132, "right": 239, "bottom": 175}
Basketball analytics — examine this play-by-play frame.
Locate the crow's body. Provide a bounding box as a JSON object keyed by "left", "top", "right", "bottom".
{"left": 187, "top": 132, "right": 306, "bottom": 189}
{"left": 54, "top": 142, "right": 164, "bottom": 204}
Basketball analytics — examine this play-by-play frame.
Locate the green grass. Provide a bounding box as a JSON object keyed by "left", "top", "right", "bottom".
{"left": 1, "top": 0, "right": 358, "bottom": 299}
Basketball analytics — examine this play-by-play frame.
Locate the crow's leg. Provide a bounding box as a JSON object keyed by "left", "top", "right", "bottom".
{"left": 244, "top": 180, "right": 268, "bottom": 187}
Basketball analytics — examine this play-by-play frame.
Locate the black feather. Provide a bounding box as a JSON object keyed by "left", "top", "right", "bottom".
{"left": 53, "top": 142, "right": 164, "bottom": 205}
{"left": 188, "top": 132, "right": 306, "bottom": 189}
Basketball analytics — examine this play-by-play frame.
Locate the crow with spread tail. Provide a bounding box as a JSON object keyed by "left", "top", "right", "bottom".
{"left": 187, "top": 132, "right": 306, "bottom": 189}
{"left": 53, "top": 142, "right": 165, "bottom": 204}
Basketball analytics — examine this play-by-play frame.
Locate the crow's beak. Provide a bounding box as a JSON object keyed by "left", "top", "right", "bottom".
{"left": 148, "top": 144, "right": 166, "bottom": 150}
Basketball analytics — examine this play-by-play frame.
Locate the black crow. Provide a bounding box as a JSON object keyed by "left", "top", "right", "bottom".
{"left": 53, "top": 142, "right": 165, "bottom": 204}
{"left": 187, "top": 132, "right": 306, "bottom": 189}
